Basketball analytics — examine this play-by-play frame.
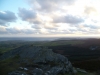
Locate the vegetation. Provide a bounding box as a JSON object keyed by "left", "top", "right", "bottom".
{"left": 0, "top": 55, "right": 20, "bottom": 75}
{"left": 73, "top": 59, "right": 100, "bottom": 71}
{"left": 0, "top": 39, "right": 100, "bottom": 74}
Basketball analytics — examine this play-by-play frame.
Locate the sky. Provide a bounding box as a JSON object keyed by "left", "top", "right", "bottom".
{"left": 0, "top": 0, "right": 100, "bottom": 37}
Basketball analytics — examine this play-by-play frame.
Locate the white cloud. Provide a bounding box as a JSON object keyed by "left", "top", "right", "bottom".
{"left": 1, "top": 0, "right": 100, "bottom": 37}
{"left": 28, "top": 0, "right": 76, "bottom": 12}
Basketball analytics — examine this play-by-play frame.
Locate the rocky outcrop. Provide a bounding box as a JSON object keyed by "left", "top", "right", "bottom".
{"left": 0, "top": 45, "right": 76, "bottom": 75}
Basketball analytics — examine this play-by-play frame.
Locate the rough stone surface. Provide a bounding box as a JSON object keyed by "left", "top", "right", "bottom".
{"left": 76, "top": 68, "right": 87, "bottom": 73}
{"left": 8, "top": 71, "right": 27, "bottom": 75}
{"left": 0, "top": 45, "right": 75, "bottom": 75}
{"left": 32, "top": 68, "right": 43, "bottom": 75}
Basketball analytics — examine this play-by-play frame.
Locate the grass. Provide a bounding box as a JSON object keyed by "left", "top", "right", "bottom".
{"left": 0, "top": 48, "right": 13, "bottom": 54}
{"left": 73, "top": 59, "right": 100, "bottom": 71}
{"left": 0, "top": 55, "right": 20, "bottom": 75}
{"left": 42, "top": 41, "right": 84, "bottom": 46}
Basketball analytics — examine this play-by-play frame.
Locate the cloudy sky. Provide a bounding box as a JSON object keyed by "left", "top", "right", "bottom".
{"left": 0, "top": 0, "right": 100, "bottom": 37}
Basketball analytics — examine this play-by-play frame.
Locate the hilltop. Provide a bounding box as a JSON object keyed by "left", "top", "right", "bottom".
{"left": 0, "top": 45, "right": 76, "bottom": 75}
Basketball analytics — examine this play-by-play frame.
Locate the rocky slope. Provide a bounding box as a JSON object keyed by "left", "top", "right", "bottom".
{"left": 0, "top": 45, "right": 76, "bottom": 75}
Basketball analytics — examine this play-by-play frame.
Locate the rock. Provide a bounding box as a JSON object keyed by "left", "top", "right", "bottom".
{"left": 72, "top": 68, "right": 77, "bottom": 74}
{"left": 90, "top": 46, "right": 98, "bottom": 50}
{"left": 32, "top": 68, "right": 43, "bottom": 75}
{"left": 19, "top": 67, "right": 23, "bottom": 70}
{"left": 1, "top": 46, "right": 76, "bottom": 75}
{"left": 47, "top": 66, "right": 63, "bottom": 75}
{"left": 8, "top": 71, "right": 27, "bottom": 75}
{"left": 24, "top": 68, "right": 28, "bottom": 71}
{"left": 44, "top": 73, "right": 48, "bottom": 75}
{"left": 41, "top": 65, "right": 50, "bottom": 71}
{"left": 76, "top": 68, "right": 87, "bottom": 73}
{"left": 19, "top": 67, "right": 28, "bottom": 71}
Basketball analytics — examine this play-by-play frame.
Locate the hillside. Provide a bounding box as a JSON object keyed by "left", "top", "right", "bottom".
{"left": 0, "top": 45, "right": 76, "bottom": 75}
{"left": 0, "top": 38, "right": 100, "bottom": 74}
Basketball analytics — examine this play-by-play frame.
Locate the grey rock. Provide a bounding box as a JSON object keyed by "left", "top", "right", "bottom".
{"left": 8, "top": 71, "right": 27, "bottom": 75}
{"left": 76, "top": 68, "right": 87, "bottom": 73}
{"left": 32, "top": 68, "right": 43, "bottom": 75}
{"left": 47, "top": 66, "right": 63, "bottom": 75}
{"left": 44, "top": 73, "right": 48, "bottom": 75}
{"left": 19, "top": 67, "right": 23, "bottom": 70}
{"left": 72, "top": 68, "right": 77, "bottom": 74}
{"left": 1, "top": 46, "right": 76, "bottom": 75}
{"left": 41, "top": 65, "right": 50, "bottom": 71}
{"left": 90, "top": 46, "right": 98, "bottom": 50}
{"left": 24, "top": 68, "right": 28, "bottom": 71}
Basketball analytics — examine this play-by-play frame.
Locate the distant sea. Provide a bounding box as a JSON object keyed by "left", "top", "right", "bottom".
{"left": 0, "top": 37, "right": 59, "bottom": 41}
{"left": 0, "top": 37, "right": 97, "bottom": 41}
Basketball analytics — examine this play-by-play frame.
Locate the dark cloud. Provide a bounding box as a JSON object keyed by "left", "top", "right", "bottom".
{"left": 32, "top": 24, "right": 42, "bottom": 29}
{"left": 33, "top": 20, "right": 41, "bottom": 24}
{"left": 0, "top": 20, "right": 5, "bottom": 25}
{"left": 53, "top": 15, "right": 84, "bottom": 24}
{"left": 0, "top": 11, "right": 17, "bottom": 26}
